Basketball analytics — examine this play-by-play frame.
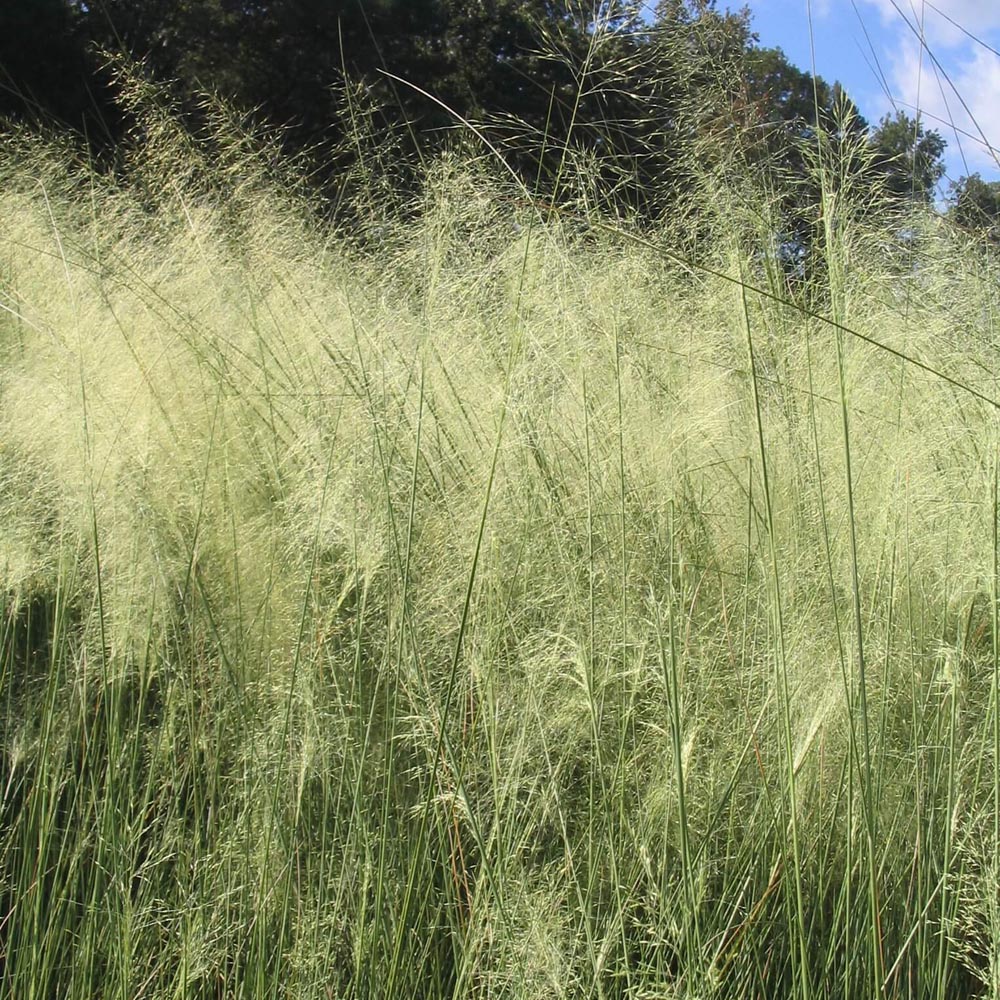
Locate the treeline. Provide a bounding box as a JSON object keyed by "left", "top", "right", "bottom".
{"left": 2, "top": 0, "right": 996, "bottom": 239}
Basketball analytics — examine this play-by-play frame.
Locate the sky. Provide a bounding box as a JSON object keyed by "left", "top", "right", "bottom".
{"left": 739, "top": 0, "right": 1000, "bottom": 193}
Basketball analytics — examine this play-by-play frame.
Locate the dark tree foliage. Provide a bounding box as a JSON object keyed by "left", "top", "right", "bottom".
{"left": 0, "top": 0, "right": 110, "bottom": 136}
{"left": 66, "top": 0, "right": 608, "bottom": 207}
{"left": 42, "top": 0, "right": 755, "bottom": 220}
{"left": 475, "top": 1, "right": 755, "bottom": 219}
{"left": 739, "top": 47, "right": 870, "bottom": 186}
{"left": 743, "top": 45, "right": 855, "bottom": 127}
{"left": 949, "top": 172, "right": 1000, "bottom": 241}
{"left": 869, "top": 110, "right": 946, "bottom": 203}
{"left": 731, "top": 46, "right": 870, "bottom": 279}
{"left": 632, "top": 1, "right": 754, "bottom": 215}
{"left": 0, "top": 0, "right": 956, "bottom": 232}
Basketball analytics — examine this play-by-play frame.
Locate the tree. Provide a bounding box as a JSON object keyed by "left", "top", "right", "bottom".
{"left": 737, "top": 45, "right": 869, "bottom": 179}
{"left": 949, "top": 172, "right": 1000, "bottom": 241}
{"left": 71, "top": 0, "right": 598, "bottom": 198}
{"left": 0, "top": 0, "right": 106, "bottom": 135}
{"left": 729, "top": 45, "right": 870, "bottom": 281}
{"left": 576, "top": 0, "right": 754, "bottom": 219}
{"left": 3, "top": 0, "right": 952, "bottom": 242}
{"left": 869, "top": 110, "right": 946, "bottom": 204}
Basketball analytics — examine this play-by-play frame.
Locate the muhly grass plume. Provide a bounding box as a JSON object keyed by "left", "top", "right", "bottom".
{"left": 2, "top": 115, "right": 1000, "bottom": 998}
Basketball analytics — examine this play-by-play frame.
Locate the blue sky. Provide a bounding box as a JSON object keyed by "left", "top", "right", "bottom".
{"left": 656, "top": 0, "right": 1000, "bottom": 194}
{"left": 716, "top": 1, "right": 1000, "bottom": 191}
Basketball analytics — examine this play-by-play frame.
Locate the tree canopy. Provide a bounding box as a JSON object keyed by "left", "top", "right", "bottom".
{"left": 949, "top": 172, "right": 1000, "bottom": 241}
{"left": 0, "top": 0, "right": 954, "bottom": 232}
{"left": 869, "top": 110, "right": 946, "bottom": 204}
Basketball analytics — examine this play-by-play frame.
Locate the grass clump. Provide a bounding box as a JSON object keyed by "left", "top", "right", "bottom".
{"left": 2, "top": 95, "right": 1000, "bottom": 1000}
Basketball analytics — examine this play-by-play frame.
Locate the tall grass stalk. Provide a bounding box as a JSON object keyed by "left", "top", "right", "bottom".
{"left": 740, "top": 282, "right": 812, "bottom": 1000}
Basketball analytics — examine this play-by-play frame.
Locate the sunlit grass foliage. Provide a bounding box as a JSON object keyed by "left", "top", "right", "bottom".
{"left": 2, "top": 90, "right": 1000, "bottom": 999}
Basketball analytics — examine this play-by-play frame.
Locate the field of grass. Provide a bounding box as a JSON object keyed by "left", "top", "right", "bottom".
{"left": 3, "top": 101, "right": 1000, "bottom": 999}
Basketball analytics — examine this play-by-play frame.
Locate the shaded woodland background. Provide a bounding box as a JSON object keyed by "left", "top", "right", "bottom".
{"left": 7, "top": 0, "right": 998, "bottom": 243}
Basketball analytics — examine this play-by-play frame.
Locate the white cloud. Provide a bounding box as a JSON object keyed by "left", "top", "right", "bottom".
{"left": 863, "top": 0, "right": 1000, "bottom": 47}
{"left": 862, "top": 1, "right": 1000, "bottom": 176}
